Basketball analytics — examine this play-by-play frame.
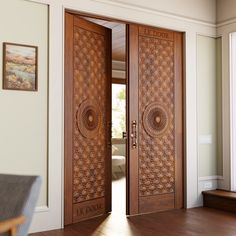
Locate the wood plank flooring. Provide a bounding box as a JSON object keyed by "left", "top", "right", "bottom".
{"left": 31, "top": 207, "right": 236, "bottom": 236}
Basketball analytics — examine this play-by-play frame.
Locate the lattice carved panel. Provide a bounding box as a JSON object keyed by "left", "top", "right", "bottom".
{"left": 138, "top": 34, "right": 175, "bottom": 196}
{"left": 73, "top": 27, "right": 106, "bottom": 203}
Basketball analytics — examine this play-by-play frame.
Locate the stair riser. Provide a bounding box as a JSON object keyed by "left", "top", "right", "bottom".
{"left": 204, "top": 195, "right": 236, "bottom": 213}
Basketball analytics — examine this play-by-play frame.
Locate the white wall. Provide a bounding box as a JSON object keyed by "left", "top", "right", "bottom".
{"left": 0, "top": 0, "right": 48, "bottom": 207}
{"left": 0, "top": 0, "right": 218, "bottom": 232}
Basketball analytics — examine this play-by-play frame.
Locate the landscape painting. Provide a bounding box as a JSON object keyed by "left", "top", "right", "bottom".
{"left": 3, "top": 43, "right": 38, "bottom": 91}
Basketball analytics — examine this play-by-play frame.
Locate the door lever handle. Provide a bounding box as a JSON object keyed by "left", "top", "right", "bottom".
{"left": 131, "top": 120, "right": 137, "bottom": 149}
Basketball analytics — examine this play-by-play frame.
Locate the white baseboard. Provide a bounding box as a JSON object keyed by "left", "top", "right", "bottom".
{"left": 35, "top": 206, "right": 49, "bottom": 213}
{"left": 197, "top": 176, "right": 219, "bottom": 206}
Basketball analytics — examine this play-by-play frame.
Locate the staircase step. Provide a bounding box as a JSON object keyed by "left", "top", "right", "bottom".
{"left": 202, "top": 189, "right": 236, "bottom": 213}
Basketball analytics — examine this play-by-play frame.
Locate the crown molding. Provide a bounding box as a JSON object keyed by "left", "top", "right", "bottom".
{"left": 217, "top": 17, "right": 236, "bottom": 27}
{"left": 93, "top": 0, "right": 216, "bottom": 28}
{"left": 27, "top": 0, "right": 236, "bottom": 29}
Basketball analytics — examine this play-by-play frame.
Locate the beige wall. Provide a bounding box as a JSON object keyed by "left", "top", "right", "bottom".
{"left": 217, "top": 0, "right": 236, "bottom": 24}
{"left": 0, "top": 0, "right": 48, "bottom": 206}
{"left": 197, "top": 35, "right": 218, "bottom": 177}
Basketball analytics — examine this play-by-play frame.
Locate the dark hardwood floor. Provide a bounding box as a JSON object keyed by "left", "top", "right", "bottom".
{"left": 31, "top": 207, "right": 236, "bottom": 236}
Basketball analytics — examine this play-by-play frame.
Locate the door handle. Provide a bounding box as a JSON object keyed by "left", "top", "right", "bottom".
{"left": 122, "top": 132, "right": 127, "bottom": 139}
{"left": 131, "top": 120, "right": 137, "bottom": 149}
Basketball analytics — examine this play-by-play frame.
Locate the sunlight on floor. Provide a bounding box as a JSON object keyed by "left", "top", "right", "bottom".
{"left": 112, "top": 172, "right": 126, "bottom": 215}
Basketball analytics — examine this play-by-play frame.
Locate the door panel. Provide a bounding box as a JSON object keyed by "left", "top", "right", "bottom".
{"left": 127, "top": 24, "right": 183, "bottom": 215}
{"left": 64, "top": 13, "right": 112, "bottom": 224}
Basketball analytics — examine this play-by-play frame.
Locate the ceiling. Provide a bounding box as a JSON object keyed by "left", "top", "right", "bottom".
{"left": 83, "top": 17, "right": 126, "bottom": 62}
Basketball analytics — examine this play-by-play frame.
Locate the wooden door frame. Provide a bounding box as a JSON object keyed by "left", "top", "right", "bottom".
{"left": 64, "top": 12, "right": 73, "bottom": 225}
{"left": 64, "top": 9, "right": 186, "bottom": 219}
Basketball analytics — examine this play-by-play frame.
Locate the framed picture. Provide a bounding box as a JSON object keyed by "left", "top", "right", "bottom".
{"left": 3, "top": 42, "right": 38, "bottom": 91}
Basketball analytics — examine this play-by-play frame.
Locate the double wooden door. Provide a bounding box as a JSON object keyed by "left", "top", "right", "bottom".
{"left": 64, "top": 12, "right": 183, "bottom": 224}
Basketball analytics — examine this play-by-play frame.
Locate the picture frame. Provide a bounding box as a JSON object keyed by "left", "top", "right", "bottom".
{"left": 3, "top": 42, "right": 38, "bottom": 91}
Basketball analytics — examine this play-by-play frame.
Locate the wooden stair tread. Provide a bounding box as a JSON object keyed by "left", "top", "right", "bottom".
{"left": 202, "top": 190, "right": 236, "bottom": 200}
{"left": 203, "top": 189, "right": 236, "bottom": 214}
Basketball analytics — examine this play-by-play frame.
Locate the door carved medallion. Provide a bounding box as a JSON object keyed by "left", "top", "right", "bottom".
{"left": 76, "top": 99, "right": 102, "bottom": 139}
{"left": 143, "top": 102, "right": 169, "bottom": 137}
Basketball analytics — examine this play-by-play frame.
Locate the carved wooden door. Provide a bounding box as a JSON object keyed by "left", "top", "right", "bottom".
{"left": 64, "top": 13, "right": 112, "bottom": 224}
{"left": 127, "top": 24, "right": 183, "bottom": 215}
